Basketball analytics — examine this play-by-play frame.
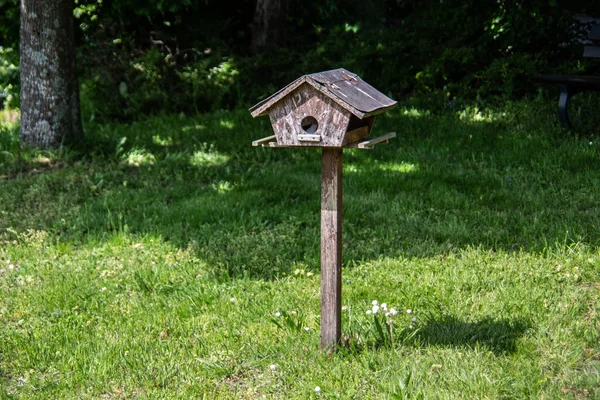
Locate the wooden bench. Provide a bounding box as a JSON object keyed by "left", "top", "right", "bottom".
{"left": 535, "top": 24, "right": 600, "bottom": 128}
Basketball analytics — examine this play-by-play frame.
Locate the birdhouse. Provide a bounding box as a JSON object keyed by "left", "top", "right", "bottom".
{"left": 249, "top": 68, "right": 397, "bottom": 352}
{"left": 250, "top": 68, "right": 397, "bottom": 149}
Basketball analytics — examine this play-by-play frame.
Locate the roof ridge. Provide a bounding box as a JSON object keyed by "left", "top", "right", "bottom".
{"left": 249, "top": 69, "right": 396, "bottom": 119}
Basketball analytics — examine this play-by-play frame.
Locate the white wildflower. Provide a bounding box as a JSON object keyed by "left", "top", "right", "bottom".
{"left": 269, "top": 364, "right": 277, "bottom": 371}
{"left": 230, "top": 297, "right": 237, "bottom": 303}
{"left": 412, "top": 317, "right": 417, "bottom": 323}
{"left": 366, "top": 310, "right": 372, "bottom": 315}
{"left": 406, "top": 309, "right": 412, "bottom": 314}
{"left": 275, "top": 312, "right": 281, "bottom": 318}
{"left": 372, "top": 300, "right": 378, "bottom": 306}
{"left": 341, "top": 306, "right": 348, "bottom": 311}
{"left": 381, "top": 303, "right": 388, "bottom": 311}
{"left": 389, "top": 308, "right": 398, "bottom": 316}
{"left": 314, "top": 386, "right": 322, "bottom": 393}
{"left": 372, "top": 305, "right": 380, "bottom": 314}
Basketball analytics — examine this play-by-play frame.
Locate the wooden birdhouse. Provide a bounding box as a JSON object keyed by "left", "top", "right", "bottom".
{"left": 250, "top": 68, "right": 397, "bottom": 149}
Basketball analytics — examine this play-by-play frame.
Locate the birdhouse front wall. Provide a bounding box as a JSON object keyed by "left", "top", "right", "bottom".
{"left": 268, "top": 84, "right": 352, "bottom": 147}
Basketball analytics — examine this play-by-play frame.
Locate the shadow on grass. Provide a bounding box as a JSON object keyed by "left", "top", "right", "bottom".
{"left": 338, "top": 315, "right": 530, "bottom": 357}
{"left": 415, "top": 315, "right": 530, "bottom": 355}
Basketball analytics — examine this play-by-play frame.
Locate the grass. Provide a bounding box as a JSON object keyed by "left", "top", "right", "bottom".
{"left": 0, "top": 96, "right": 599, "bottom": 399}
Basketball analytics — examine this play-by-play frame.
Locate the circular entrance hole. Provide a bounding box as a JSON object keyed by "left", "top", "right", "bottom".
{"left": 301, "top": 116, "right": 319, "bottom": 134}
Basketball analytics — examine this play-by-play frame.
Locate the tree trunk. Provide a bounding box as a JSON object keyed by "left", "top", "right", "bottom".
{"left": 251, "top": 0, "right": 289, "bottom": 53}
{"left": 20, "top": 0, "right": 83, "bottom": 149}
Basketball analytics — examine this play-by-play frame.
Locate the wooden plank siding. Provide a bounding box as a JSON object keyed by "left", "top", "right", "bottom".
{"left": 268, "top": 84, "right": 351, "bottom": 147}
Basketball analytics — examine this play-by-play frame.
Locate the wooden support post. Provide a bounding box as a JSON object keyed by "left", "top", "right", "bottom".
{"left": 320, "top": 148, "right": 343, "bottom": 351}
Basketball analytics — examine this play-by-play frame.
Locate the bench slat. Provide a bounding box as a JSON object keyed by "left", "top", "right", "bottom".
{"left": 534, "top": 74, "right": 600, "bottom": 89}
{"left": 588, "top": 25, "right": 600, "bottom": 42}
{"left": 583, "top": 45, "right": 600, "bottom": 58}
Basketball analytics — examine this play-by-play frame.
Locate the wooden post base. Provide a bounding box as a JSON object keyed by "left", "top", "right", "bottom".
{"left": 320, "top": 148, "right": 343, "bottom": 351}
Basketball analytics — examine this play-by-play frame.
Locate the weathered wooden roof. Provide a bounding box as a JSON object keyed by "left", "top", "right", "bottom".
{"left": 249, "top": 68, "right": 397, "bottom": 119}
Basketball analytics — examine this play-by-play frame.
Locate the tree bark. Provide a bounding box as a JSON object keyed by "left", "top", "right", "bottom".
{"left": 251, "top": 0, "right": 289, "bottom": 53}
{"left": 20, "top": 0, "right": 83, "bottom": 149}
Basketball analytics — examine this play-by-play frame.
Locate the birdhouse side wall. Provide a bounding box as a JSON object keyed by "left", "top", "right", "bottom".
{"left": 268, "top": 84, "right": 351, "bottom": 147}
{"left": 342, "top": 115, "right": 375, "bottom": 146}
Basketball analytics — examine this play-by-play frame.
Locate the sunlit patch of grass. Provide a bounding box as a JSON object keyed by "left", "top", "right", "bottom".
{"left": 189, "top": 145, "right": 230, "bottom": 167}
{"left": 457, "top": 106, "right": 509, "bottom": 123}
{"left": 181, "top": 123, "right": 206, "bottom": 132}
{"left": 401, "top": 107, "right": 432, "bottom": 119}
{"left": 378, "top": 161, "right": 419, "bottom": 173}
{"left": 123, "top": 148, "right": 156, "bottom": 166}
{"left": 211, "top": 180, "right": 234, "bottom": 193}
{"left": 219, "top": 119, "right": 236, "bottom": 129}
{"left": 31, "top": 155, "right": 53, "bottom": 165}
{"left": 151, "top": 134, "right": 174, "bottom": 147}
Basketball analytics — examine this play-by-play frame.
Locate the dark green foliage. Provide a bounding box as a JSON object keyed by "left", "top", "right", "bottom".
{"left": 0, "top": 0, "right": 19, "bottom": 109}
{"left": 2, "top": 0, "right": 600, "bottom": 118}
{"left": 73, "top": 0, "right": 256, "bottom": 119}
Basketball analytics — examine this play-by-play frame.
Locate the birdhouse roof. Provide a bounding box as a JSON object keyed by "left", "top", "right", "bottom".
{"left": 249, "top": 68, "right": 397, "bottom": 119}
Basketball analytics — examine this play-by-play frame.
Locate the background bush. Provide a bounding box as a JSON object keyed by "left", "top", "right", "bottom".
{"left": 2, "top": 0, "right": 600, "bottom": 119}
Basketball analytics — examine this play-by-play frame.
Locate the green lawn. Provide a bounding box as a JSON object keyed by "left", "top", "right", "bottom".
{"left": 0, "top": 99, "right": 599, "bottom": 399}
